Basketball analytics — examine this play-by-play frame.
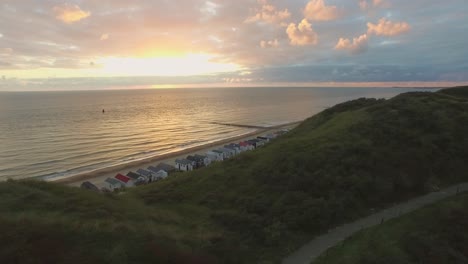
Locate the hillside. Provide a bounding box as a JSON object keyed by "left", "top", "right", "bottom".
{"left": 438, "top": 85, "right": 468, "bottom": 98}
{"left": 1, "top": 86, "right": 468, "bottom": 263}
{"left": 313, "top": 191, "right": 468, "bottom": 264}
{"left": 0, "top": 180, "right": 217, "bottom": 263}
{"left": 134, "top": 87, "right": 468, "bottom": 262}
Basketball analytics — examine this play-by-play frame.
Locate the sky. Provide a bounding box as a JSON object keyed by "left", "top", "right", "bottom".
{"left": 0, "top": 0, "right": 467, "bottom": 90}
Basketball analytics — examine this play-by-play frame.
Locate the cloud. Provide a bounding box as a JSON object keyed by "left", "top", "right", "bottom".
{"left": 304, "top": 0, "right": 341, "bottom": 21}
{"left": 0, "top": 48, "right": 14, "bottom": 56}
{"left": 335, "top": 34, "right": 368, "bottom": 54}
{"left": 373, "top": 0, "right": 385, "bottom": 7}
{"left": 53, "top": 4, "right": 90, "bottom": 24}
{"left": 100, "top": 34, "right": 109, "bottom": 40}
{"left": 359, "top": 0, "right": 386, "bottom": 10}
{"left": 367, "top": 18, "right": 410, "bottom": 36}
{"left": 359, "top": 0, "right": 368, "bottom": 10}
{"left": 0, "top": 0, "right": 467, "bottom": 84}
{"left": 245, "top": 0, "right": 291, "bottom": 24}
{"left": 260, "top": 39, "right": 279, "bottom": 48}
{"left": 286, "top": 19, "right": 318, "bottom": 46}
{"left": 200, "top": 1, "right": 220, "bottom": 19}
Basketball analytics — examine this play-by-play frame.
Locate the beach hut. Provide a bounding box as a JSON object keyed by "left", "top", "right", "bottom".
{"left": 104, "top": 177, "right": 123, "bottom": 191}
{"left": 147, "top": 166, "right": 169, "bottom": 180}
{"left": 175, "top": 159, "right": 194, "bottom": 171}
{"left": 187, "top": 154, "right": 210, "bottom": 168}
{"left": 115, "top": 173, "right": 134, "bottom": 187}
{"left": 206, "top": 150, "right": 223, "bottom": 162}
{"left": 265, "top": 133, "right": 277, "bottom": 140}
{"left": 186, "top": 155, "right": 201, "bottom": 168}
{"left": 154, "top": 162, "right": 177, "bottom": 174}
{"left": 136, "top": 168, "right": 151, "bottom": 180}
{"left": 274, "top": 130, "right": 286, "bottom": 136}
{"left": 212, "top": 149, "right": 230, "bottom": 159}
{"left": 256, "top": 137, "right": 269, "bottom": 145}
{"left": 148, "top": 166, "right": 168, "bottom": 181}
{"left": 257, "top": 139, "right": 266, "bottom": 147}
{"left": 219, "top": 147, "right": 236, "bottom": 158}
{"left": 80, "top": 181, "right": 100, "bottom": 192}
{"left": 155, "top": 170, "right": 168, "bottom": 180}
{"left": 247, "top": 139, "right": 264, "bottom": 148}
{"left": 147, "top": 166, "right": 160, "bottom": 174}
{"left": 126, "top": 171, "right": 146, "bottom": 184}
{"left": 136, "top": 168, "right": 154, "bottom": 182}
{"left": 195, "top": 154, "right": 211, "bottom": 166}
{"left": 257, "top": 136, "right": 270, "bottom": 143}
{"left": 224, "top": 143, "right": 242, "bottom": 154}
{"left": 239, "top": 141, "right": 255, "bottom": 151}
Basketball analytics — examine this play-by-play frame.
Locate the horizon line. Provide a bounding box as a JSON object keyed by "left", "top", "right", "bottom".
{"left": 1, "top": 80, "right": 467, "bottom": 92}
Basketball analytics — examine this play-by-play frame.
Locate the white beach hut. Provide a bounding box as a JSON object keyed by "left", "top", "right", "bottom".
{"left": 196, "top": 154, "right": 212, "bottom": 166}
{"left": 239, "top": 141, "right": 255, "bottom": 152}
{"left": 206, "top": 150, "right": 224, "bottom": 162}
{"left": 175, "top": 159, "right": 195, "bottom": 171}
{"left": 136, "top": 168, "right": 152, "bottom": 182}
{"left": 224, "top": 143, "right": 242, "bottom": 154}
{"left": 104, "top": 177, "right": 123, "bottom": 191}
{"left": 154, "top": 169, "right": 168, "bottom": 180}
{"left": 147, "top": 166, "right": 169, "bottom": 181}
{"left": 219, "top": 147, "right": 236, "bottom": 158}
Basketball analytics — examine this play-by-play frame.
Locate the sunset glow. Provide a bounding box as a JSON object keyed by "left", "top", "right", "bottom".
{"left": 0, "top": 0, "right": 467, "bottom": 89}
{"left": 97, "top": 54, "right": 242, "bottom": 77}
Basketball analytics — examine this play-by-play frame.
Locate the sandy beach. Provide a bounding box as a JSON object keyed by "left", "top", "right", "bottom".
{"left": 50, "top": 121, "right": 301, "bottom": 187}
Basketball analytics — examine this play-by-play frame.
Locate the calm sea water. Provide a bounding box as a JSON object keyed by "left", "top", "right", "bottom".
{"left": 0, "top": 87, "right": 430, "bottom": 181}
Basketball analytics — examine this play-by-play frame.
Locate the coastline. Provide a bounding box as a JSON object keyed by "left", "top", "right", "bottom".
{"left": 50, "top": 121, "right": 302, "bottom": 187}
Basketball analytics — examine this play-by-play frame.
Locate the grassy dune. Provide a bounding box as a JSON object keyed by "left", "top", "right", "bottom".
{"left": 1, "top": 86, "right": 468, "bottom": 263}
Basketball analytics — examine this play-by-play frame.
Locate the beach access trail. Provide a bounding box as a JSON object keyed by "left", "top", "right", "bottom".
{"left": 283, "top": 182, "right": 468, "bottom": 264}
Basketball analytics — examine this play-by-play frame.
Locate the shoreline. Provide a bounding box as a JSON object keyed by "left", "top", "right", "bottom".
{"left": 50, "top": 121, "right": 302, "bottom": 187}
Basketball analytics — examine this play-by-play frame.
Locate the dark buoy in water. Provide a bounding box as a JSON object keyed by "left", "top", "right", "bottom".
{"left": 102, "top": 109, "right": 105, "bottom": 113}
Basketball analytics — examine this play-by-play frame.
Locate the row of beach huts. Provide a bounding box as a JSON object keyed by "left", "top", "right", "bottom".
{"left": 81, "top": 129, "right": 291, "bottom": 192}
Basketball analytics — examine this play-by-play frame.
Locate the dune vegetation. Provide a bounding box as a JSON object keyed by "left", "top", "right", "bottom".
{"left": 1, "top": 86, "right": 467, "bottom": 263}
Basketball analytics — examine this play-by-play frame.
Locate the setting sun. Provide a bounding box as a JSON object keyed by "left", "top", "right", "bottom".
{"left": 97, "top": 54, "right": 242, "bottom": 77}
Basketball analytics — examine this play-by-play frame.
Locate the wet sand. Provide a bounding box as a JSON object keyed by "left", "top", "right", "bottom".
{"left": 50, "top": 121, "right": 301, "bottom": 187}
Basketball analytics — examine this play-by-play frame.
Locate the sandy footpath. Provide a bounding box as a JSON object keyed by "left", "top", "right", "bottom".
{"left": 50, "top": 121, "right": 300, "bottom": 188}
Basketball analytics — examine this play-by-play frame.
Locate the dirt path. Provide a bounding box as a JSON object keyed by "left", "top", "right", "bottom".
{"left": 283, "top": 183, "right": 468, "bottom": 264}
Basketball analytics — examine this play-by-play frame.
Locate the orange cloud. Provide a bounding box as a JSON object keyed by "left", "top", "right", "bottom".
{"left": 359, "top": 0, "right": 387, "bottom": 10}
{"left": 373, "top": 0, "right": 385, "bottom": 7}
{"left": 245, "top": 0, "right": 290, "bottom": 24}
{"left": 358, "top": 0, "right": 367, "bottom": 10}
{"left": 335, "top": 34, "right": 368, "bottom": 54}
{"left": 260, "top": 39, "right": 279, "bottom": 48}
{"left": 0, "top": 48, "right": 13, "bottom": 56}
{"left": 367, "top": 18, "right": 410, "bottom": 36}
{"left": 100, "top": 34, "right": 109, "bottom": 40}
{"left": 53, "top": 4, "right": 90, "bottom": 24}
{"left": 286, "top": 19, "right": 318, "bottom": 46}
{"left": 304, "top": 0, "right": 341, "bottom": 21}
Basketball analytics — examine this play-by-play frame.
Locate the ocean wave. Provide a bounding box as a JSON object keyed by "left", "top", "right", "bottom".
{"left": 178, "top": 140, "right": 202, "bottom": 147}
{"left": 38, "top": 160, "right": 115, "bottom": 180}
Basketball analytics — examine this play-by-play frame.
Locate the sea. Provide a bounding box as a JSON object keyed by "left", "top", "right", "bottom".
{"left": 0, "top": 87, "right": 432, "bottom": 181}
